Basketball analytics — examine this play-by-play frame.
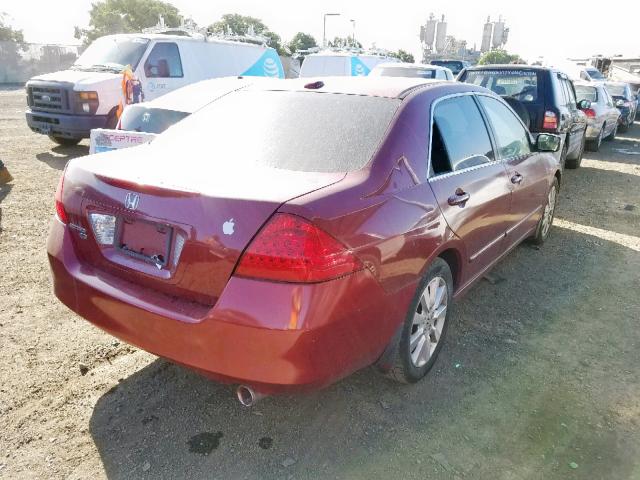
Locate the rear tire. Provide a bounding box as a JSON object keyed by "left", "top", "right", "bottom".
{"left": 559, "top": 140, "right": 568, "bottom": 170}
{"left": 586, "top": 127, "right": 604, "bottom": 152}
{"left": 49, "top": 136, "right": 81, "bottom": 147}
{"left": 565, "top": 134, "right": 585, "bottom": 169}
{"left": 531, "top": 178, "right": 559, "bottom": 245}
{"left": 606, "top": 122, "right": 619, "bottom": 140}
{"left": 386, "top": 258, "right": 453, "bottom": 384}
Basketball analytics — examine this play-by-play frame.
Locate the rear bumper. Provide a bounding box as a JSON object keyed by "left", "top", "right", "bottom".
{"left": 47, "top": 218, "right": 402, "bottom": 393}
{"left": 26, "top": 109, "right": 108, "bottom": 139}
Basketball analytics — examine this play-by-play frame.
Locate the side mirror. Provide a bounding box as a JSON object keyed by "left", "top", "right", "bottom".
{"left": 536, "top": 133, "right": 561, "bottom": 152}
{"left": 578, "top": 99, "right": 591, "bottom": 110}
{"left": 615, "top": 99, "right": 625, "bottom": 107}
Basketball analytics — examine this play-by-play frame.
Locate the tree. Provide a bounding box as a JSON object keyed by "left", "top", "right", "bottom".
{"left": 478, "top": 49, "right": 525, "bottom": 65}
{"left": 288, "top": 32, "right": 317, "bottom": 53}
{"left": 329, "top": 36, "right": 362, "bottom": 49}
{"left": 391, "top": 49, "right": 414, "bottom": 63}
{"left": 74, "top": 0, "right": 183, "bottom": 46}
{"left": 0, "top": 14, "right": 26, "bottom": 83}
{"left": 208, "top": 14, "right": 286, "bottom": 56}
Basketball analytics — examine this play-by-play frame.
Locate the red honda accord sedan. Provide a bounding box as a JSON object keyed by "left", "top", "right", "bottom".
{"left": 47, "top": 77, "right": 562, "bottom": 405}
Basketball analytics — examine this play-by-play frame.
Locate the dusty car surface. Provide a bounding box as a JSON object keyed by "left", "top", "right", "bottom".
{"left": 47, "top": 77, "right": 562, "bottom": 404}
{"left": 370, "top": 62, "right": 454, "bottom": 80}
{"left": 574, "top": 81, "right": 621, "bottom": 151}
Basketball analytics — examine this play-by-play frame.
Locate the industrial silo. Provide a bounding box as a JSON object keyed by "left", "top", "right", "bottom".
{"left": 435, "top": 15, "right": 447, "bottom": 53}
{"left": 424, "top": 13, "right": 437, "bottom": 50}
{"left": 492, "top": 16, "right": 505, "bottom": 49}
{"left": 481, "top": 17, "right": 493, "bottom": 53}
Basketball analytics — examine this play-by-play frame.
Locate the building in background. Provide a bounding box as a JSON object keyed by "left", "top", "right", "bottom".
{"left": 420, "top": 14, "right": 509, "bottom": 64}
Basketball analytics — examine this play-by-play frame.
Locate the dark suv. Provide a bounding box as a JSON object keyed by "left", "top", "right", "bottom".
{"left": 458, "top": 65, "right": 588, "bottom": 169}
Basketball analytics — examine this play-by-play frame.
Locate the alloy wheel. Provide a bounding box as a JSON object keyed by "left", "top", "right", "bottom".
{"left": 410, "top": 277, "right": 448, "bottom": 368}
{"left": 541, "top": 184, "right": 557, "bottom": 238}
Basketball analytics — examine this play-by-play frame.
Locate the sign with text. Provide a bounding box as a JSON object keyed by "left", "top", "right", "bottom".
{"left": 89, "top": 129, "right": 157, "bottom": 155}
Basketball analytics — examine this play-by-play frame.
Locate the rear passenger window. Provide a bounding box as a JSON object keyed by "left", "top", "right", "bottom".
{"left": 478, "top": 96, "right": 531, "bottom": 158}
{"left": 430, "top": 96, "right": 494, "bottom": 175}
{"left": 144, "top": 43, "right": 183, "bottom": 78}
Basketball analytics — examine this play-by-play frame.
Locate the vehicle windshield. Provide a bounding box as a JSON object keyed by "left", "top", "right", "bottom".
{"left": 73, "top": 37, "right": 149, "bottom": 72}
{"left": 431, "top": 61, "right": 462, "bottom": 74}
{"left": 575, "top": 85, "right": 598, "bottom": 103}
{"left": 153, "top": 90, "right": 400, "bottom": 173}
{"left": 585, "top": 68, "right": 605, "bottom": 80}
{"left": 375, "top": 67, "right": 437, "bottom": 79}
{"left": 119, "top": 106, "right": 189, "bottom": 134}
{"left": 606, "top": 84, "right": 627, "bottom": 97}
{"left": 461, "top": 69, "right": 540, "bottom": 103}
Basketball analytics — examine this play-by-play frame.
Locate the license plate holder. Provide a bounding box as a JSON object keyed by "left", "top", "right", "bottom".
{"left": 117, "top": 218, "right": 172, "bottom": 267}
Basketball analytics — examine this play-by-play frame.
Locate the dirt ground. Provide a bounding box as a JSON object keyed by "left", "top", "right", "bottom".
{"left": 1, "top": 86, "right": 639, "bottom": 480}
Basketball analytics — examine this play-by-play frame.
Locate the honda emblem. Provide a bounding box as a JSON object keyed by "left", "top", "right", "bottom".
{"left": 124, "top": 192, "right": 140, "bottom": 211}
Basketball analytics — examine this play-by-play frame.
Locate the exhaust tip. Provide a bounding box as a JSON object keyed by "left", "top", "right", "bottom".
{"left": 236, "top": 385, "right": 258, "bottom": 407}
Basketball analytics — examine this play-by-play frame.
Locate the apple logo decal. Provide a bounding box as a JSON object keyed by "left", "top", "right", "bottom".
{"left": 222, "top": 218, "right": 235, "bottom": 235}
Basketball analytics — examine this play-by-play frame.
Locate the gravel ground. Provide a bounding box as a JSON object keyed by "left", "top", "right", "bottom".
{"left": 1, "top": 87, "right": 639, "bottom": 480}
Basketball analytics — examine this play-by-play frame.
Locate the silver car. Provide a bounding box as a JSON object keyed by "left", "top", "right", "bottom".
{"left": 574, "top": 81, "right": 620, "bottom": 151}
{"left": 369, "top": 63, "right": 455, "bottom": 81}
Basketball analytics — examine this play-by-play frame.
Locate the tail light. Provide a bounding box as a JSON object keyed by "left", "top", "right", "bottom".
{"left": 583, "top": 108, "right": 596, "bottom": 119}
{"left": 235, "top": 213, "right": 363, "bottom": 283}
{"left": 543, "top": 110, "right": 558, "bottom": 130}
{"left": 54, "top": 174, "right": 68, "bottom": 224}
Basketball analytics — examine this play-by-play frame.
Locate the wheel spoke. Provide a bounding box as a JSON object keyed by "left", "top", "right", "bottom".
{"left": 417, "top": 335, "right": 431, "bottom": 365}
{"left": 410, "top": 327, "right": 424, "bottom": 350}
{"left": 411, "top": 334, "right": 427, "bottom": 365}
{"left": 429, "top": 325, "right": 440, "bottom": 344}
{"left": 433, "top": 304, "right": 447, "bottom": 322}
{"left": 433, "top": 284, "right": 446, "bottom": 310}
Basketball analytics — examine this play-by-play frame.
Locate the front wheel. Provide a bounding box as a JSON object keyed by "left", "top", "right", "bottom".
{"left": 386, "top": 258, "right": 453, "bottom": 384}
{"left": 49, "top": 136, "right": 81, "bottom": 147}
{"left": 531, "top": 178, "right": 559, "bottom": 245}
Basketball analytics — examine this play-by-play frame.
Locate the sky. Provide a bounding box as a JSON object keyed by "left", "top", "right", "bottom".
{"left": 2, "top": 0, "right": 638, "bottom": 62}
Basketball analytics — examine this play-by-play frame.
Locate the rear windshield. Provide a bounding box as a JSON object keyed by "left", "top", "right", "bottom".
{"left": 153, "top": 91, "right": 400, "bottom": 173}
{"left": 461, "top": 69, "right": 540, "bottom": 103}
{"left": 377, "top": 67, "right": 437, "bottom": 79}
{"left": 585, "top": 68, "right": 605, "bottom": 80}
{"left": 575, "top": 85, "right": 598, "bottom": 103}
{"left": 606, "top": 84, "right": 626, "bottom": 97}
{"left": 431, "top": 61, "right": 462, "bottom": 73}
{"left": 119, "top": 106, "right": 189, "bottom": 134}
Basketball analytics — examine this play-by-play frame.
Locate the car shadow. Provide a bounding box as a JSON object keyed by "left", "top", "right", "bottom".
{"left": 36, "top": 144, "right": 89, "bottom": 170}
{"left": 88, "top": 224, "right": 640, "bottom": 479}
{"left": 0, "top": 183, "right": 13, "bottom": 204}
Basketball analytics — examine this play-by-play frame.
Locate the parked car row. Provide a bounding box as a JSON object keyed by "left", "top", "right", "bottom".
{"left": 40, "top": 34, "right": 637, "bottom": 405}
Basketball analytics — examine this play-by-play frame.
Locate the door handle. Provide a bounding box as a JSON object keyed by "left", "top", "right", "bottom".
{"left": 511, "top": 173, "right": 523, "bottom": 184}
{"left": 448, "top": 188, "right": 470, "bottom": 207}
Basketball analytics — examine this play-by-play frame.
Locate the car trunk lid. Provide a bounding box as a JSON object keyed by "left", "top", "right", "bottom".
{"left": 62, "top": 146, "right": 345, "bottom": 306}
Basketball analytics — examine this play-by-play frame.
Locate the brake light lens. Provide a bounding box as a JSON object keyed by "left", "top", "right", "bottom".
{"left": 543, "top": 110, "right": 558, "bottom": 130}
{"left": 54, "top": 174, "right": 68, "bottom": 224}
{"left": 235, "top": 214, "right": 363, "bottom": 283}
{"left": 88, "top": 213, "right": 116, "bottom": 245}
{"left": 583, "top": 108, "right": 596, "bottom": 119}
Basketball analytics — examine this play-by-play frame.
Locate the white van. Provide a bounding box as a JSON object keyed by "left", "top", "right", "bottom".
{"left": 299, "top": 51, "right": 398, "bottom": 78}
{"left": 25, "top": 33, "right": 284, "bottom": 146}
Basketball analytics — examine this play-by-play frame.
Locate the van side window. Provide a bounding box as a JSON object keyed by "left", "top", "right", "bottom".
{"left": 144, "top": 43, "right": 183, "bottom": 78}
{"left": 430, "top": 96, "right": 494, "bottom": 175}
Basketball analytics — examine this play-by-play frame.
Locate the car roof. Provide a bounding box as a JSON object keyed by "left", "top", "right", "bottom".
{"left": 103, "top": 33, "right": 269, "bottom": 49}
{"left": 464, "top": 64, "right": 554, "bottom": 72}
{"left": 374, "top": 62, "right": 450, "bottom": 71}
{"left": 243, "top": 76, "right": 452, "bottom": 99}
{"left": 605, "top": 81, "right": 628, "bottom": 87}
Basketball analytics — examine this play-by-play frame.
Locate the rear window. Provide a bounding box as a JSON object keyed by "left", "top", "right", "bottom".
{"left": 606, "top": 84, "right": 627, "bottom": 98}
{"left": 153, "top": 91, "right": 400, "bottom": 173}
{"left": 461, "top": 70, "right": 540, "bottom": 103}
{"left": 585, "top": 68, "right": 605, "bottom": 80}
{"left": 119, "top": 106, "right": 189, "bottom": 134}
{"left": 575, "top": 85, "right": 598, "bottom": 103}
{"left": 431, "top": 61, "right": 463, "bottom": 74}
{"left": 375, "top": 67, "right": 437, "bottom": 79}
